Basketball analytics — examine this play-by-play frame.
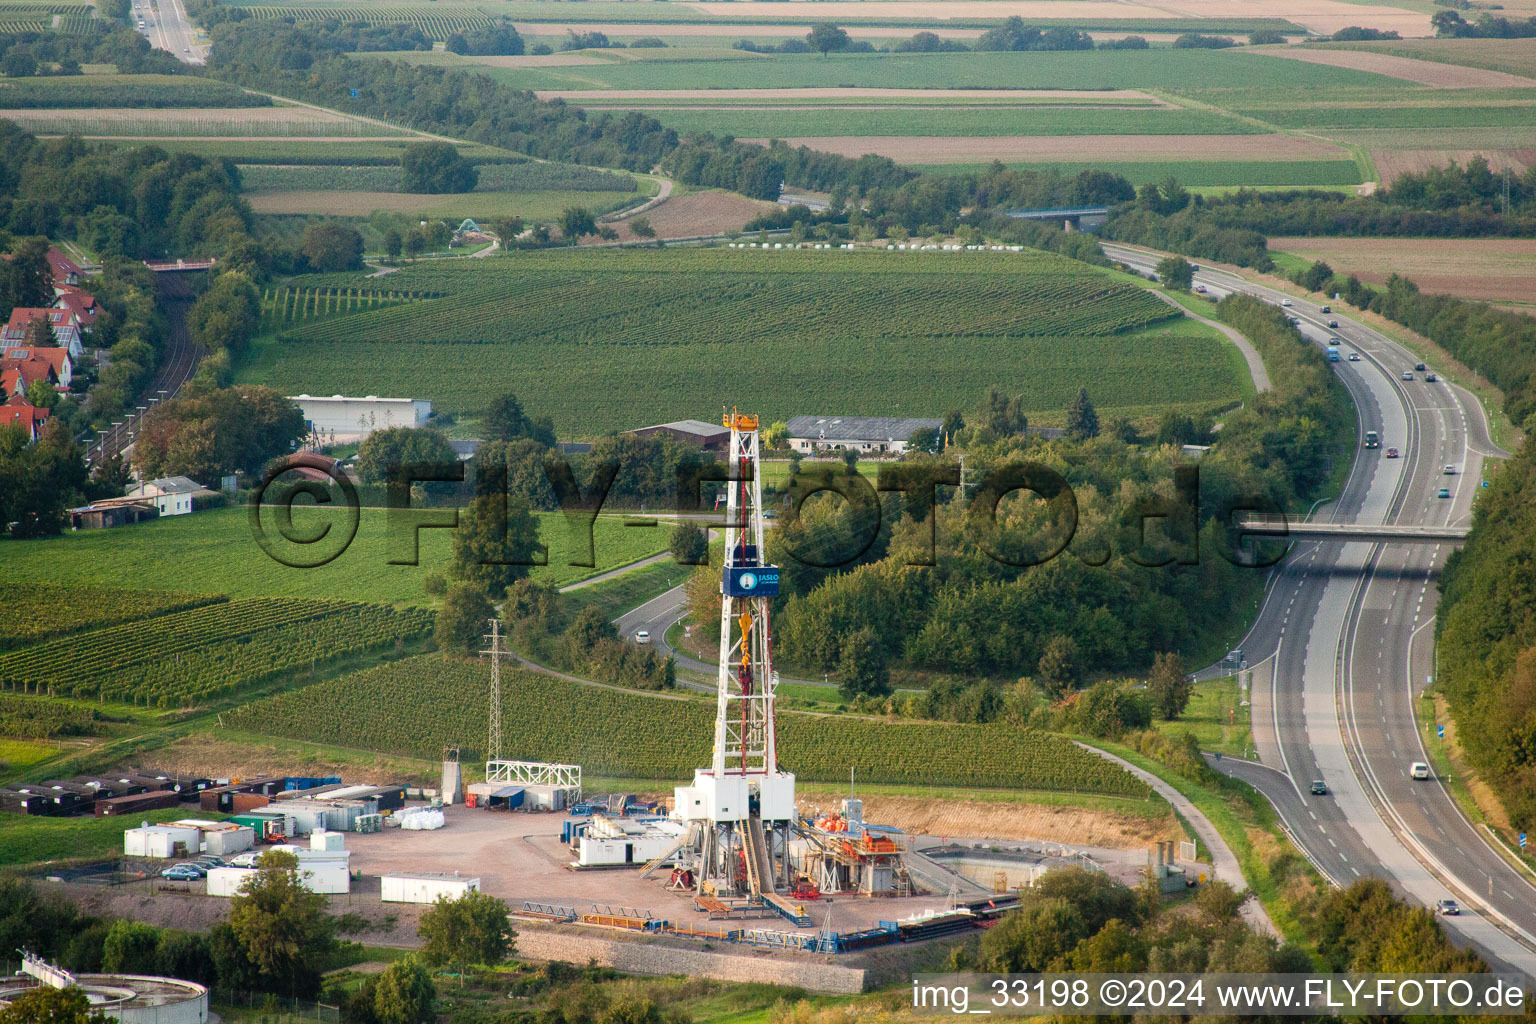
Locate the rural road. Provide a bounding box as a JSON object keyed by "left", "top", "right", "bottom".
{"left": 1105, "top": 242, "right": 1536, "bottom": 980}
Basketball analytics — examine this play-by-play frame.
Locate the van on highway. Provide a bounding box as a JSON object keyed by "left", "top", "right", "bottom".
{"left": 1410, "top": 762, "right": 1431, "bottom": 780}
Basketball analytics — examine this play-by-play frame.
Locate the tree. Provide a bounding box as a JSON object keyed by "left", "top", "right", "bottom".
{"left": 1037, "top": 634, "right": 1081, "bottom": 698}
{"left": 0, "top": 985, "right": 113, "bottom": 1024}
{"left": 435, "top": 583, "right": 494, "bottom": 656}
{"left": 382, "top": 229, "right": 403, "bottom": 262}
{"left": 628, "top": 216, "right": 655, "bottom": 239}
{"left": 559, "top": 207, "right": 596, "bottom": 241}
{"left": 400, "top": 142, "right": 478, "bottom": 194}
{"left": 102, "top": 919, "right": 161, "bottom": 974}
{"left": 837, "top": 626, "right": 890, "bottom": 699}
{"left": 1155, "top": 254, "right": 1195, "bottom": 290}
{"left": 807, "top": 22, "right": 850, "bottom": 55}
{"left": 418, "top": 891, "right": 515, "bottom": 985}
{"left": 1066, "top": 386, "right": 1100, "bottom": 440}
{"left": 301, "top": 222, "right": 364, "bottom": 272}
{"left": 372, "top": 957, "right": 436, "bottom": 1024}
{"left": 1147, "top": 651, "right": 1193, "bottom": 719}
{"left": 224, "top": 849, "right": 335, "bottom": 998}
{"left": 451, "top": 493, "right": 543, "bottom": 597}
{"left": 669, "top": 521, "right": 708, "bottom": 565}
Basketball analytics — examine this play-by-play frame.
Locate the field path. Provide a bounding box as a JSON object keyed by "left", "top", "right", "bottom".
{"left": 1248, "top": 46, "right": 1536, "bottom": 88}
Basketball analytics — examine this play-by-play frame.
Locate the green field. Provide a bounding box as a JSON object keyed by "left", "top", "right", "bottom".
{"left": 624, "top": 105, "right": 1255, "bottom": 139}
{"left": 0, "top": 507, "right": 669, "bottom": 605}
{"left": 910, "top": 159, "right": 1364, "bottom": 187}
{"left": 226, "top": 654, "right": 1153, "bottom": 796}
{"left": 237, "top": 247, "right": 1247, "bottom": 435}
{"left": 356, "top": 48, "right": 1403, "bottom": 94}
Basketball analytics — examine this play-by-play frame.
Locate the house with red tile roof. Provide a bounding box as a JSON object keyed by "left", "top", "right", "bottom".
{"left": 0, "top": 395, "right": 50, "bottom": 442}
{"left": 4, "top": 308, "right": 82, "bottom": 360}
{"left": 1, "top": 346, "right": 72, "bottom": 389}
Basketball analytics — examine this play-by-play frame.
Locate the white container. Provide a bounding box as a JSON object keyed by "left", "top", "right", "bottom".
{"left": 380, "top": 873, "right": 479, "bottom": 904}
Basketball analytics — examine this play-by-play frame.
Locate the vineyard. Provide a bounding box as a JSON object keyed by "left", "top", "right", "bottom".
{"left": 225, "top": 656, "right": 1152, "bottom": 798}
{"left": 260, "top": 285, "right": 421, "bottom": 332}
{"left": 0, "top": 75, "right": 269, "bottom": 110}
{"left": 226, "top": 3, "right": 499, "bottom": 38}
{"left": 0, "top": 584, "right": 224, "bottom": 652}
{"left": 0, "top": 694, "right": 100, "bottom": 740}
{"left": 0, "top": 599, "right": 434, "bottom": 707}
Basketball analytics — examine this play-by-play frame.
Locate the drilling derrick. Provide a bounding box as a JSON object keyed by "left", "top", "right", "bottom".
{"left": 673, "top": 411, "right": 794, "bottom": 898}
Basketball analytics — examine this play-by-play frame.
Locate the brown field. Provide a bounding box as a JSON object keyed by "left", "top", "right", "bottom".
{"left": 684, "top": 0, "right": 1432, "bottom": 34}
{"left": 800, "top": 794, "right": 1180, "bottom": 848}
{"left": 1270, "top": 236, "right": 1536, "bottom": 304}
{"left": 535, "top": 87, "right": 1168, "bottom": 103}
{"left": 1372, "top": 148, "right": 1536, "bottom": 183}
{"left": 743, "top": 132, "right": 1349, "bottom": 163}
{"left": 599, "top": 189, "right": 777, "bottom": 242}
{"left": 1254, "top": 45, "right": 1536, "bottom": 88}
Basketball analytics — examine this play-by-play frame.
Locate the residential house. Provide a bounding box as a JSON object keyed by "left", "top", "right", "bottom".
{"left": 0, "top": 396, "right": 50, "bottom": 441}
{"left": 785, "top": 415, "right": 944, "bottom": 456}
{"left": 126, "top": 476, "right": 211, "bottom": 516}
{"left": 4, "top": 309, "right": 83, "bottom": 361}
{"left": 1, "top": 346, "right": 73, "bottom": 389}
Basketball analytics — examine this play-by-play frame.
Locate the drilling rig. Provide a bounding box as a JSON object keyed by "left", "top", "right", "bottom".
{"left": 672, "top": 411, "right": 794, "bottom": 898}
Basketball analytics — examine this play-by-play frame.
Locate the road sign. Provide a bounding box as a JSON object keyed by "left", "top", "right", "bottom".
{"left": 1437, "top": 724, "right": 1444, "bottom": 739}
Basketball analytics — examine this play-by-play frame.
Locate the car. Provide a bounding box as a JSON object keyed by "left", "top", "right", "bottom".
{"left": 1415, "top": 362, "right": 1426, "bottom": 371}
{"left": 1444, "top": 464, "right": 1456, "bottom": 475}
{"left": 1426, "top": 372, "right": 1438, "bottom": 381}
{"left": 634, "top": 630, "right": 650, "bottom": 644}
{"left": 1411, "top": 762, "right": 1432, "bottom": 779}
{"left": 1403, "top": 371, "right": 1414, "bottom": 380}
{"left": 1436, "top": 899, "right": 1461, "bottom": 915}
{"left": 160, "top": 866, "right": 200, "bottom": 881}
{"left": 1310, "top": 780, "right": 1327, "bottom": 795}
{"left": 1349, "top": 352, "right": 1360, "bottom": 361}
{"left": 1386, "top": 447, "right": 1400, "bottom": 458}
{"left": 1281, "top": 299, "right": 1293, "bottom": 307}
{"left": 1328, "top": 319, "right": 1339, "bottom": 328}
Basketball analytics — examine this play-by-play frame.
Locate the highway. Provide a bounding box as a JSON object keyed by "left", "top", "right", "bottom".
{"left": 1103, "top": 243, "right": 1536, "bottom": 979}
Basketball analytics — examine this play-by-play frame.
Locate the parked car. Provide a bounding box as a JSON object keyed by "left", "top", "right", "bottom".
{"left": 1348, "top": 352, "right": 1361, "bottom": 361}
{"left": 1403, "top": 371, "right": 1414, "bottom": 380}
{"left": 161, "top": 865, "right": 201, "bottom": 880}
{"left": 1310, "top": 780, "right": 1327, "bottom": 795}
{"left": 1386, "top": 447, "right": 1400, "bottom": 458}
{"left": 1411, "top": 762, "right": 1432, "bottom": 779}
{"left": 1438, "top": 487, "right": 1451, "bottom": 499}
{"left": 1437, "top": 899, "right": 1460, "bottom": 916}
{"left": 634, "top": 630, "right": 650, "bottom": 644}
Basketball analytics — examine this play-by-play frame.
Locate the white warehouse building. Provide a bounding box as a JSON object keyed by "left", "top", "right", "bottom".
{"left": 290, "top": 395, "right": 432, "bottom": 443}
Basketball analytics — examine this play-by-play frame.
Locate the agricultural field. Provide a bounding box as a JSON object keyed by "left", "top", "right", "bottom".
{"left": 225, "top": 654, "right": 1153, "bottom": 797}
{"left": 1269, "top": 237, "right": 1536, "bottom": 309}
{"left": 0, "top": 583, "right": 224, "bottom": 652}
{"left": 0, "top": 507, "right": 670, "bottom": 604}
{"left": 0, "top": 74, "right": 266, "bottom": 109}
{"left": 237, "top": 246, "right": 1248, "bottom": 434}
{"left": 0, "top": 598, "right": 435, "bottom": 706}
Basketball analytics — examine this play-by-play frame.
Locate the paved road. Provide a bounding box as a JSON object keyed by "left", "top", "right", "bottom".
{"left": 1104, "top": 243, "right": 1536, "bottom": 979}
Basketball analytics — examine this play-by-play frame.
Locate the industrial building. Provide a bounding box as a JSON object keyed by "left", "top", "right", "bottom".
{"left": 289, "top": 394, "right": 432, "bottom": 443}
{"left": 381, "top": 873, "right": 479, "bottom": 904}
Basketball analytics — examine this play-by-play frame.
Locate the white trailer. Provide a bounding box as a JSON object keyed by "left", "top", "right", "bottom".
{"left": 380, "top": 873, "right": 480, "bottom": 904}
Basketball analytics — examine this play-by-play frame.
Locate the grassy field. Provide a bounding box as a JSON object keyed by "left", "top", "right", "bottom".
{"left": 237, "top": 246, "right": 1247, "bottom": 436}
{"left": 0, "top": 507, "right": 669, "bottom": 605}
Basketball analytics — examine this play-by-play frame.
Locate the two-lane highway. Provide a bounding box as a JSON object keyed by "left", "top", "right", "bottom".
{"left": 1103, "top": 243, "right": 1535, "bottom": 978}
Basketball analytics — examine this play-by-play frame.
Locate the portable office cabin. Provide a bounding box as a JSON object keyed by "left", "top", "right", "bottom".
{"left": 380, "top": 873, "right": 479, "bottom": 904}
